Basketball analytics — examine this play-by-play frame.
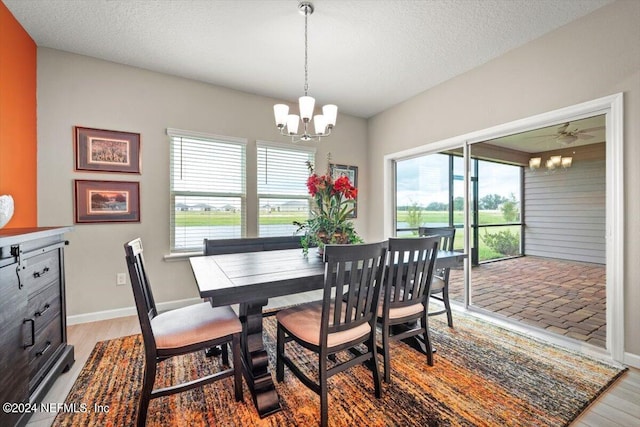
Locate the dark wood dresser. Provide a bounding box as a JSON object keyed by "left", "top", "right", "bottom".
{"left": 0, "top": 227, "right": 75, "bottom": 427}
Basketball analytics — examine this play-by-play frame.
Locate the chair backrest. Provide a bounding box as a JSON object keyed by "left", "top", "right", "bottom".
{"left": 203, "top": 236, "right": 303, "bottom": 256}
{"left": 124, "top": 238, "right": 157, "bottom": 353}
{"left": 384, "top": 237, "right": 439, "bottom": 311}
{"left": 418, "top": 227, "right": 455, "bottom": 251}
{"left": 321, "top": 242, "right": 388, "bottom": 343}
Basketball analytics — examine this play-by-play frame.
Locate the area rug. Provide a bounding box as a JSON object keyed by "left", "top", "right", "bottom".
{"left": 53, "top": 313, "right": 625, "bottom": 427}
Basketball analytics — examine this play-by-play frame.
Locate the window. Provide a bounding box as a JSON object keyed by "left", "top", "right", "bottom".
{"left": 257, "top": 141, "right": 315, "bottom": 237}
{"left": 168, "top": 128, "right": 246, "bottom": 251}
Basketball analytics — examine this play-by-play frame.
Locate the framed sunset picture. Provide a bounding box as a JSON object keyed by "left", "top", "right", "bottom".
{"left": 74, "top": 180, "right": 140, "bottom": 223}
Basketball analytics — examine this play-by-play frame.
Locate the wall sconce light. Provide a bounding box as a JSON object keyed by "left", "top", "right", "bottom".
{"left": 529, "top": 156, "right": 572, "bottom": 171}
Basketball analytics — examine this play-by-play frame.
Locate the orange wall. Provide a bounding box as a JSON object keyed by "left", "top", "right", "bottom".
{"left": 0, "top": 2, "right": 37, "bottom": 227}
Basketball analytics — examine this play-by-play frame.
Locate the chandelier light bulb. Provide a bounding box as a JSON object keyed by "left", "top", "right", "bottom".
{"left": 314, "top": 115, "right": 326, "bottom": 135}
{"left": 274, "top": 104, "right": 289, "bottom": 128}
{"left": 287, "top": 114, "right": 300, "bottom": 135}
{"left": 299, "top": 96, "right": 315, "bottom": 122}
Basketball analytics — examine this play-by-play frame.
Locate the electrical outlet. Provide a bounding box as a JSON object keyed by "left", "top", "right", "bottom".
{"left": 116, "top": 273, "right": 127, "bottom": 286}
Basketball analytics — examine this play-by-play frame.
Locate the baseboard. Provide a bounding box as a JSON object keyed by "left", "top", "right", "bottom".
{"left": 623, "top": 351, "right": 640, "bottom": 369}
{"left": 66, "top": 297, "right": 202, "bottom": 325}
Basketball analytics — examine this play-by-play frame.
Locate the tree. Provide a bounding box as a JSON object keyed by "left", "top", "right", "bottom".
{"left": 426, "top": 201, "right": 448, "bottom": 211}
{"left": 479, "top": 194, "right": 506, "bottom": 210}
{"left": 453, "top": 196, "right": 464, "bottom": 211}
{"left": 406, "top": 201, "right": 423, "bottom": 234}
{"left": 500, "top": 193, "right": 520, "bottom": 222}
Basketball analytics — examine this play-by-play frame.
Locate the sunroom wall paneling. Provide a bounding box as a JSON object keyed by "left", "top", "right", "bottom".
{"left": 524, "top": 159, "right": 606, "bottom": 264}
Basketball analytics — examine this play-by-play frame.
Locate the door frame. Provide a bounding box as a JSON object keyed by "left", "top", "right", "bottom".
{"left": 383, "top": 93, "right": 624, "bottom": 362}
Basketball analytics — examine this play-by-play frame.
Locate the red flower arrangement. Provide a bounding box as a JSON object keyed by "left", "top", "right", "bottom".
{"left": 295, "top": 159, "right": 361, "bottom": 255}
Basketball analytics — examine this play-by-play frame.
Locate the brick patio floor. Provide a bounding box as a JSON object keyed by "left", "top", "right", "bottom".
{"left": 447, "top": 256, "right": 606, "bottom": 348}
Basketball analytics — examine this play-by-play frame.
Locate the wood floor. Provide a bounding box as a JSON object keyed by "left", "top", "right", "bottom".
{"left": 26, "top": 314, "right": 640, "bottom": 427}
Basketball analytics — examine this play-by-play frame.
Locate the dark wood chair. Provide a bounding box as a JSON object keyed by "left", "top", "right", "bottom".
{"left": 419, "top": 227, "right": 456, "bottom": 327}
{"left": 377, "top": 236, "right": 439, "bottom": 382}
{"left": 203, "top": 235, "right": 303, "bottom": 255}
{"left": 124, "top": 238, "right": 243, "bottom": 427}
{"left": 276, "top": 242, "right": 387, "bottom": 427}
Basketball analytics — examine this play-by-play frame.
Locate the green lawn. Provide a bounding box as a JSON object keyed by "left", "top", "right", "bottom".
{"left": 174, "top": 210, "right": 307, "bottom": 226}
{"left": 175, "top": 209, "right": 521, "bottom": 262}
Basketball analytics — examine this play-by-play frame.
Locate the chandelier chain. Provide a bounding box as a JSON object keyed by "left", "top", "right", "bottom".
{"left": 304, "top": 7, "right": 309, "bottom": 96}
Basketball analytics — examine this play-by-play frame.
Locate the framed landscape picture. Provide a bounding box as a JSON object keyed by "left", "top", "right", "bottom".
{"left": 74, "top": 180, "right": 140, "bottom": 223}
{"left": 74, "top": 126, "right": 141, "bottom": 173}
{"left": 329, "top": 163, "right": 358, "bottom": 218}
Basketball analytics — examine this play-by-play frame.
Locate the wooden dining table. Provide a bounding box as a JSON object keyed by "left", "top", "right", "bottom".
{"left": 189, "top": 247, "right": 466, "bottom": 417}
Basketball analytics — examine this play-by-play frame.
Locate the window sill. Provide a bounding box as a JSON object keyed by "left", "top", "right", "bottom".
{"left": 163, "top": 251, "right": 202, "bottom": 262}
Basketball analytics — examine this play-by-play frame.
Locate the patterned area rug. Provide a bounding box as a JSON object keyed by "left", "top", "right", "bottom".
{"left": 53, "top": 312, "right": 625, "bottom": 426}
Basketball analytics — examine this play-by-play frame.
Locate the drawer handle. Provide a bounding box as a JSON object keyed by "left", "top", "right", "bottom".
{"left": 23, "top": 318, "right": 35, "bottom": 349}
{"left": 35, "top": 303, "right": 51, "bottom": 317}
{"left": 33, "top": 266, "right": 50, "bottom": 278}
{"left": 36, "top": 341, "right": 52, "bottom": 357}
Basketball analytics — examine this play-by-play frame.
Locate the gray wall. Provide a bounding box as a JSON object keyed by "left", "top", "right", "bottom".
{"left": 524, "top": 160, "right": 606, "bottom": 264}
{"left": 37, "top": 50, "right": 369, "bottom": 317}
{"left": 366, "top": 1, "right": 640, "bottom": 357}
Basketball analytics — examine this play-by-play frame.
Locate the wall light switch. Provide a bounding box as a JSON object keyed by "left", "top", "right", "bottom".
{"left": 117, "top": 273, "right": 127, "bottom": 286}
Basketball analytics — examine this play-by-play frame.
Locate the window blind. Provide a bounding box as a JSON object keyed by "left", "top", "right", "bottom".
{"left": 257, "top": 141, "right": 315, "bottom": 237}
{"left": 168, "top": 129, "right": 246, "bottom": 251}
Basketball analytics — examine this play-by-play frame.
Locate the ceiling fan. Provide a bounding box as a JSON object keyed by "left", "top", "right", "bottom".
{"left": 530, "top": 122, "right": 605, "bottom": 145}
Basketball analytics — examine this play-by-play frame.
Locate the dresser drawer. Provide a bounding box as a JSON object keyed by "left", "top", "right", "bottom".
{"left": 24, "top": 249, "right": 60, "bottom": 295}
{"left": 28, "top": 314, "right": 63, "bottom": 381}
{"left": 28, "top": 282, "right": 61, "bottom": 335}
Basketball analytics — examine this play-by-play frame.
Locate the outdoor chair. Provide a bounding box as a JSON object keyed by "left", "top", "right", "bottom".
{"left": 276, "top": 242, "right": 387, "bottom": 427}
{"left": 124, "top": 238, "right": 243, "bottom": 427}
{"left": 419, "top": 227, "right": 456, "bottom": 327}
{"left": 377, "top": 236, "right": 439, "bottom": 382}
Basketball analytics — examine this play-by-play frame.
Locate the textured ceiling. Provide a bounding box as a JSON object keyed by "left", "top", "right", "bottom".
{"left": 4, "top": 0, "right": 612, "bottom": 118}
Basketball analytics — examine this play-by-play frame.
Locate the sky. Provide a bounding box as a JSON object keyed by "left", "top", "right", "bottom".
{"left": 395, "top": 153, "right": 521, "bottom": 207}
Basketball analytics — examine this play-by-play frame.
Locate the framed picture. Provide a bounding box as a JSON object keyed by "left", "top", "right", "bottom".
{"left": 330, "top": 163, "right": 358, "bottom": 218}
{"left": 74, "top": 180, "right": 140, "bottom": 223}
{"left": 74, "top": 126, "right": 141, "bottom": 173}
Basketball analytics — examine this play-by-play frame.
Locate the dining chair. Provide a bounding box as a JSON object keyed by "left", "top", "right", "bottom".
{"left": 276, "top": 242, "right": 387, "bottom": 427}
{"left": 124, "top": 238, "right": 243, "bottom": 427}
{"left": 418, "top": 227, "right": 456, "bottom": 327}
{"left": 377, "top": 236, "right": 439, "bottom": 382}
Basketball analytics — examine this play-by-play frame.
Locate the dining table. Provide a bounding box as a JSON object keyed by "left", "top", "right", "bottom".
{"left": 188, "top": 247, "right": 466, "bottom": 417}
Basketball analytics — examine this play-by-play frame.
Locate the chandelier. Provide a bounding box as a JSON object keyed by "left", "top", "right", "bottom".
{"left": 273, "top": 2, "right": 337, "bottom": 143}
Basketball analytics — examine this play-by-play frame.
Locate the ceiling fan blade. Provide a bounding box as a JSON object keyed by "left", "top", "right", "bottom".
{"left": 578, "top": 126, "right": 605, "bottom": 133}
{"left": 525, "top": 133, "right": 558, "bottom": 139}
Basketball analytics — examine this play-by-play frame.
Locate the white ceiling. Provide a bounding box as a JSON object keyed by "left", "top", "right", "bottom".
{"left": 4, "top": 0, "right": 612, "bottom": 118}
{"left": 485, "top": 115, "right": 606, "bottom": 153}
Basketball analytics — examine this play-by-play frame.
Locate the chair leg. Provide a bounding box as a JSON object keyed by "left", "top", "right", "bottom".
{"left": 319, "top": 352, "right": 328, "bottom": 427}
{"left": 230, "top": 334, "right": 243, "bottom": 401}
{"left": 221, "top": 343, "right": 230, "bottom": 366}
{"left": 137, "top": 359, "right": 157, "bottom": 427}
{"left": 382, "top": 323, "right": 391, "bottom": 383}
{"left": 422, "top": 313, "right": 434, "bottom": 366}
{"left": 443, "top": 288, "right": 453, "bottom": 328}
{"left": 276, "top": 324, "right": 285, "bottom": 382}
{"left": 369, "top": 332, "right": 382, "bottom": 398}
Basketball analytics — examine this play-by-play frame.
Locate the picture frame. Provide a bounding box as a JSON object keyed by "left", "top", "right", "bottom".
{"left": 74, "top": 180, "right": 140, "bottom": 223}
{"left": 74, "top": 126, "right": 141, "bottom": 173}
{"left": 329, "top": 163, "right": 358, "bottom": 218}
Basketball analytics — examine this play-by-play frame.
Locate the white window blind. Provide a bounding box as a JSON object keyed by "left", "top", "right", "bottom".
{"left": 257, "top": 141, "right": 315, "bottom": 237}
{"left": 168, "top": 128, "right": 246, "bottom": 251}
